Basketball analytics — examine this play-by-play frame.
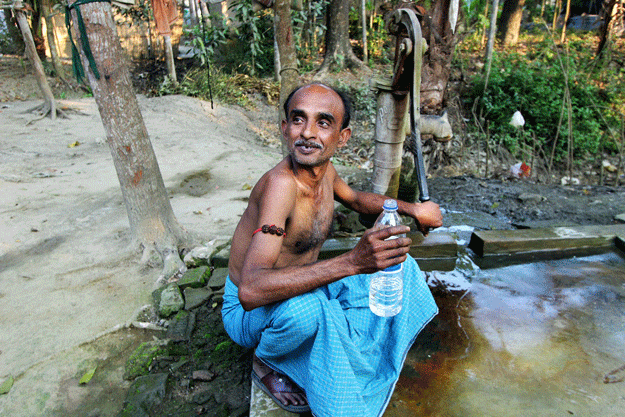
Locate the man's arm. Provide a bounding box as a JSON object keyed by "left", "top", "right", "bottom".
{"left": 332, "top": 168, "right": 443, "bottom": 234}
{"left": 237, "top": 173, "right": 411, "bottom": 311}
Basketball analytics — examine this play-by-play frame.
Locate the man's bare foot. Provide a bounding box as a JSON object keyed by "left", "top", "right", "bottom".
{"left": 252, "top": 355, "right": 309, "bottom": 410}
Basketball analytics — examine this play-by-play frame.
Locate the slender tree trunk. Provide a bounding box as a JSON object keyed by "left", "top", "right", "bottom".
{"left": 198, "top": 0, "right": 210, "bottom": 28}
{"left": 188, "top": 0, "right": 198, "bottom": 26}
{"left": 164, "top": 34, "right": 177, "bottom": 84}
{"left": 66, "top": 0, "right": 187, "bottom": 269}
{"left": 317, "top": 0, "right": 366, "bottom": 76}
{"left": 14, "top": 1, "right": 58, "bottom": 119}
{"left": 361, "top": 0, "right": 368, "bottom": 64}
{"left": 30, "top": 3, "right": 46, "bottom": 60}
{"left": 498, "top": 0, "right": 526, "bottom": 46}
{"left": 560, "top": 0, "right": 572, "bottom": 42}
{"left": 553, "top": 0, "right": 562, "bottom": 30}
{"left": 41, "top": 0, "right": 65, "bottom": 79}
{"left": 274, "top": 0, "right": 300, "bottom": 155}
{"left": 484, "top": 0, "right": 499, "bottom": 91}
{"left": 481, "top": 0, "right": 490, "bottom": 47}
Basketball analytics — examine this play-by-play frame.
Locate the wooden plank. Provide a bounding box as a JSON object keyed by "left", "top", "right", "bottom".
{"left": 468, "top": 225, "right": 625, "bottom": 257}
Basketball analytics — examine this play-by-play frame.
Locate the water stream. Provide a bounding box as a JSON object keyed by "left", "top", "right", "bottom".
{"left": 387, "top": 251, "right": 625, "bottom": 416}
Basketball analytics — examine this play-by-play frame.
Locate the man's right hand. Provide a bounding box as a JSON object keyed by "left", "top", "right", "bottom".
{"left": 348, "top": 225, "right": 412, "bottom": 274}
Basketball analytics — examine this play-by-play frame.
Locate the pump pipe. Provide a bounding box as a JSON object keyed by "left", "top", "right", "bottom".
{"left": 388, "top": 8, "right": 430, "bottom": 202}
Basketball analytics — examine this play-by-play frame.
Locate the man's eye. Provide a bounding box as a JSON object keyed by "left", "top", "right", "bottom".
{"left": 319, "top": 120, "right": 330, "bottom": 127}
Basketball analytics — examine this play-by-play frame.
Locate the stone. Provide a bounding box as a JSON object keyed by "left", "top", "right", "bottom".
{"left": 183, "top": 245, "right": 213, "bottom": 267}
{"left": 192, "top": 370, "right": 216, "bottom": 381}
{"left": 159, "top": 283, "right": 184, "bottom": 317}
{"left": 161, "top": 249, "right": 186, "bottom": 280}
{"left": 208, "top": 268, "right": 228, "bottom": 290}
{"left": 178, "top": 266, "right": 210, "bottom": 290}
{"left": 615, "top": 213, "right": 625, "bottom": 223}
{"left": 211, "top": 246, "right": 231, "bottom": 268}
{"left": 165, "top": 310, "right": 196, "bottom": 342}
{"left": 116, "top": 401, "right": 150, "bottom": 417}
{"left": 124, "top": 342, "right": 163, "bottom": 381}
{"left": 517, "top": 193, "right": 546, "bottom": 204}
{"left": 123, "top": 373, "right": 168, "bottom": 412}
{"left": 184, "top": 286, "right": 212, "bottom": 310}
{"left": 212, "top": 287, "right": 225, "bottom": 304}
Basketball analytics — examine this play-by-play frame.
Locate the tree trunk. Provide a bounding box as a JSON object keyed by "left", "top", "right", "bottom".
{"left": 317, "top": 0, "right": 366, "bottom": 76}
{"left": 30, "top": 3, "right": 47, "bottom": 61}
{"left": 274, "top": 0, "right": 300, "bottom": 155}
{"left": 361, "top": 0, "right": 368, "bottom": 64}
{"left": 484, "top": 0, "right": 499, "bottom": 91}
{"left": 66, "top": 0, "right": 187, "bottom": 270}
{"left": 164, "top": 34, "right": 177, "bottom": 84}
{"left": 597, "top": 0, "right": 618, "bottom": 56}
{"left": 560, "top": 0, "right": 572, "bottom": 42}
{"left": 553, "top": 0, "right": 562, "bottom": 31}
{"left": 14, "top": 1, "right": 58, "bottom": 120}
{"left": 498, "top": 0, "right": 525, "bottom": 46}
{"left": 41, "top": 0, "right": 66, "bottom": 79}
{"left": 420, "top": 0, "right": 457, "bottom": 113}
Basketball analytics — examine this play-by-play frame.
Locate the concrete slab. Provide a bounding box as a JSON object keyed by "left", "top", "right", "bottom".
{"left": 616, "top": 234, "right": 625, "bottom": 254}
{"left": 468, "top": 224, "right": 625, "bottom": 268}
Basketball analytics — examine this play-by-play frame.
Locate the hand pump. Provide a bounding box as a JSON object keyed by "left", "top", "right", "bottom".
{"left": 388, "top": 8, "right": 430, "bottom": 202}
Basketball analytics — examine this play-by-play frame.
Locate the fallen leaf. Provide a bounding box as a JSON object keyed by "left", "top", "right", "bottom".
{"left": 68, "top": 141, "right": 80, "bottom": 148}
{"left": 0, "top": 375, "right": 14, "bottom": 395}
{"left": 79, "top": 365, "right": 97, "bottom": 385}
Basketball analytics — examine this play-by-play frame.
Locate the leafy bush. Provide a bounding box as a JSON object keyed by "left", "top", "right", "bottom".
{"left": 229, "top": 0, "right": 275, "bottom": 77}
{"left": 467, "top": 39, "right": 620, "bottom": 163}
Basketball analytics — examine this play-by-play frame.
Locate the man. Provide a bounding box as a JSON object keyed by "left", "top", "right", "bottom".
{"left": 222, "top": 83, "right": 442, "bottom": 416}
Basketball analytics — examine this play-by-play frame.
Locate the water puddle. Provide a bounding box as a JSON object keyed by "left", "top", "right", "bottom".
{"left": 387, "top": 252, "right": 625, "bottom": 416}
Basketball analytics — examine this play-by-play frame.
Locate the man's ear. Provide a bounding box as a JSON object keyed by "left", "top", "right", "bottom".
{"left": 338, "top": 127, "right": 351, "bottom": 148}
{"left": 281, "top": 119, "right": 287, "bottom": 137}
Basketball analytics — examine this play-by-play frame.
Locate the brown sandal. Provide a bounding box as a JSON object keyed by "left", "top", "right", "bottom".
{"left": 251, "top": 369, "right": 310, "bottom": 413}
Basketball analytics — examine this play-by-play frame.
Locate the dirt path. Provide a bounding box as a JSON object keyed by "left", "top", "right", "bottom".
{"left": 0, "top": 93, "right": 282, "bottom": 415}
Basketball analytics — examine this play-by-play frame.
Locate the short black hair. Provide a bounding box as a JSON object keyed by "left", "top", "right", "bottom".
{"left": 283, "top": 83, "right": 353, "bottom": 130}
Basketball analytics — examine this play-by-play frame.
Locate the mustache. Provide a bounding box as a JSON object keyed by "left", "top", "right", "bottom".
{"left": 294, "top": 139, "right": 323, "bottom": 149}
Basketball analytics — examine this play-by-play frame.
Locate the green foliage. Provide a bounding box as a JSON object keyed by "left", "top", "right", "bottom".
{"left": 159, "top": 63, "right": 278, "bottom": 108}
{"left": 366, "top": 13, "right": 392, "bottom": 64}
{"left": 467, "top": 37, "right": 621, "bottom": 163}
{"left": 229, "top": 0, "right": 275, "bottom": 77}
{"left": 292, "top": 0, "right": 328, "bottom": 71}
{"left": 336, "top": 79, "right": 376, "bottom": 122}
{"left": 188, "top": 13, "right": 230, "bottom": 66}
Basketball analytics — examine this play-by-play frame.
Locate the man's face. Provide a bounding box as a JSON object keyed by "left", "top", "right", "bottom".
{"left": 282, "top": 84, "right": 351, "bottom": 167}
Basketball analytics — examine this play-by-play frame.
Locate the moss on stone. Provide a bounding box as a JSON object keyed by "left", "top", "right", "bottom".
{"left": 124, "top": 342, "right": 165, "bottom": 381}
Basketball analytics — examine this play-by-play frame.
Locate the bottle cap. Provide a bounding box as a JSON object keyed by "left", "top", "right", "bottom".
{"left": 383, "top": 263, "right": 402, "bottom": 272}
{"left": 383, "top": 199, "right": 398, "bottom": 211}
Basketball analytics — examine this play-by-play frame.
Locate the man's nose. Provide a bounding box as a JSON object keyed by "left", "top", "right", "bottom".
{"left": 301, "top": 120, "right": 316, "bottom": 138}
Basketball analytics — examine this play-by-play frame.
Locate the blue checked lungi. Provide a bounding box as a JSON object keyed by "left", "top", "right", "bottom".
{"left": 221, "top": 255, "right": 437, "bottom": 417}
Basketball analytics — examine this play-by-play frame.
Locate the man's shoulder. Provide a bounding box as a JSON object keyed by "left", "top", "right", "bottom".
{"left": 254, "top": 163, "right": 298, "bottom": 195}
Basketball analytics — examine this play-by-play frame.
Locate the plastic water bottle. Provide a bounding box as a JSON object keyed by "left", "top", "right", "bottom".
{"left": 369, "top": 199, "right": 404, "bottom": 317}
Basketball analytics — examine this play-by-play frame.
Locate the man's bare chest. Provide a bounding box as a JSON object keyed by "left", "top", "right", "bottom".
{"left": 288, "top": 188, "right": 334, "bottom": 255}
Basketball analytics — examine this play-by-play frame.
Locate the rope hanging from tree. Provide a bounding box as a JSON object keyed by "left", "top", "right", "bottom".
{"left": 65, "top": 0, "right": 111, "bottom": 82}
